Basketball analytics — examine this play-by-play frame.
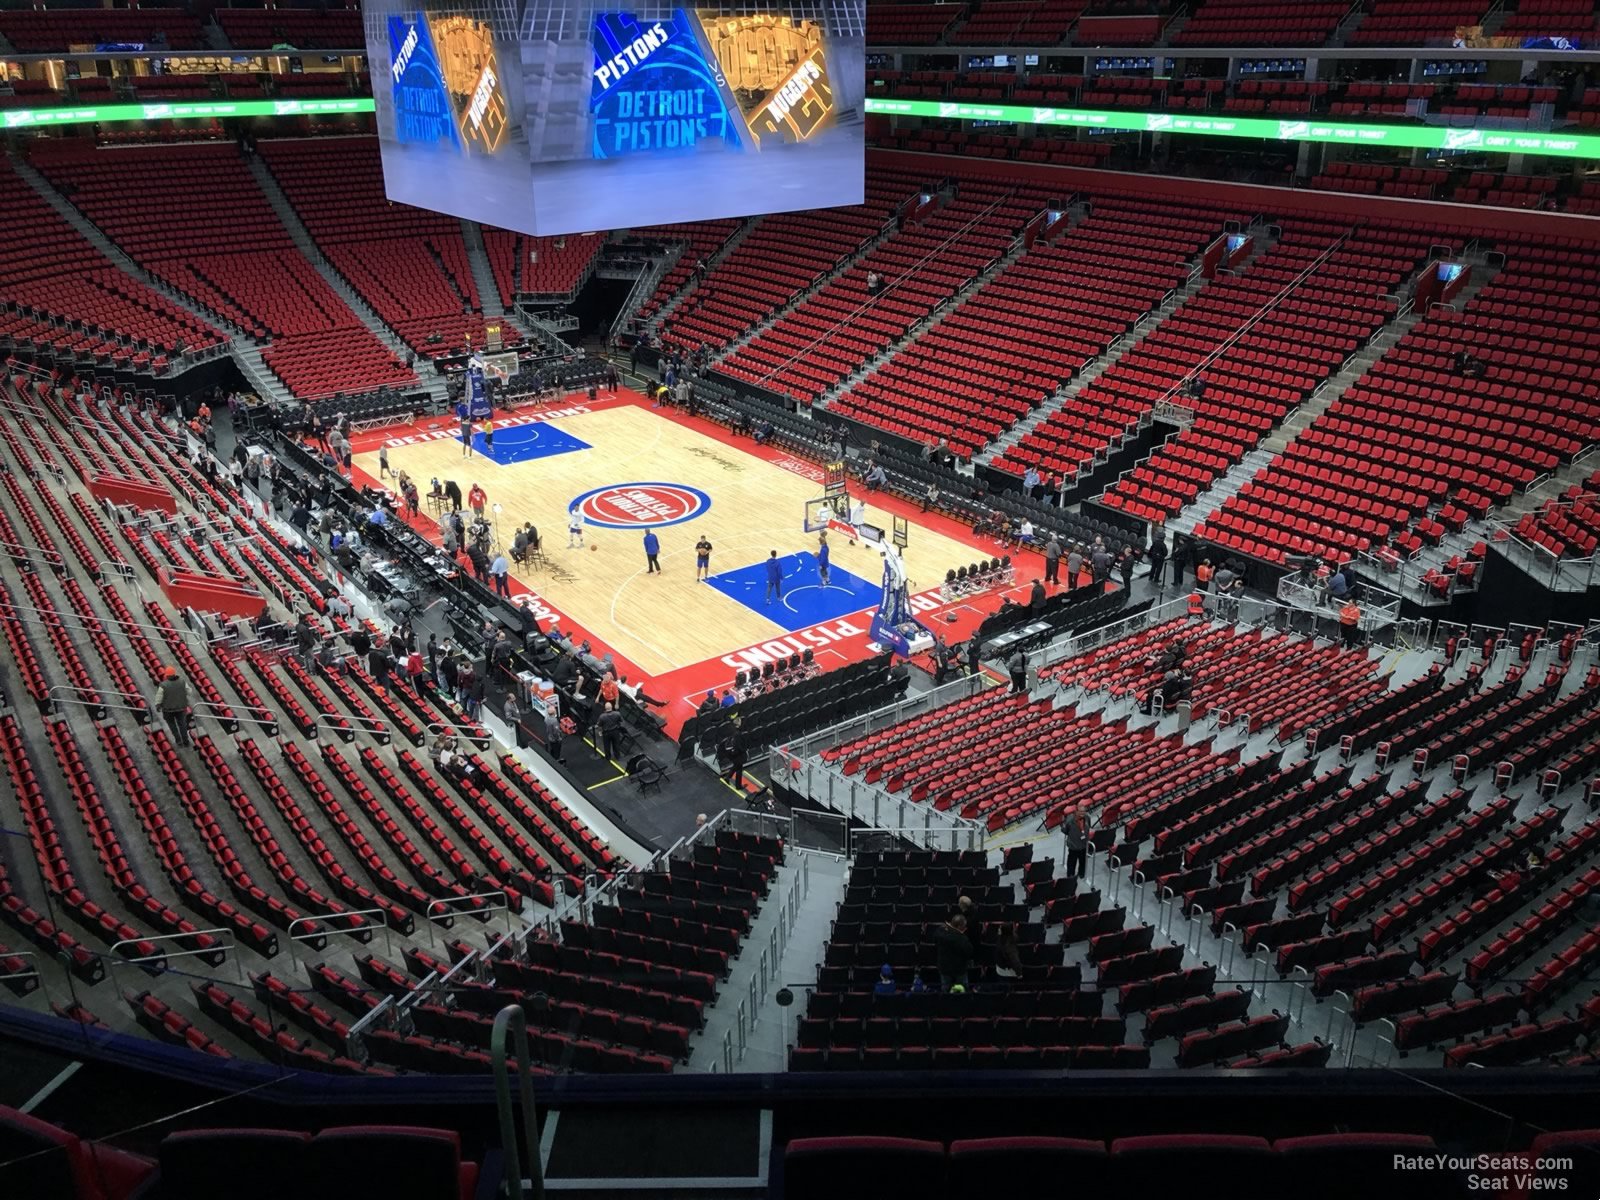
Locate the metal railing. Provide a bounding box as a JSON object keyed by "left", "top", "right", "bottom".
{"left": 314, "top": 711, "right": 390, "bottom": 744}
{"left": 1486, "top": 520, "right": 1600, "bottom": 593}
{"left": 608, "top": 249, "right": 674, "bottom": 339}
{"left": 719, "top": 850, "right": 812, "bottom": 1070}
{"left": 289, "top": 907, "right": 392, "bottom": 957}
{"left": 425, "top": 891, "right": 510, "bottom": 945}
{"left": 775, "top": 758, "right": 986, "bottom": 850}
{"left": 427, "top": 720, "right": 493, "bottom": 750}
{"left": 106, "top": 927, "right": 240, "bottom": 991}
{"left": 1275, "top": 575, "right": 1402, "bottom": 630}
{"left": 749, "top": 192, "right": 1033, "bottom": 394}
{"left": 1030, "top": 595, "right": 1189, "bottom": 685}
{"left": 774, "top": 668, "right": 990, "bottom": 765}
{"left": 492, "top": 1005, "right": 547, "bottom": 1200}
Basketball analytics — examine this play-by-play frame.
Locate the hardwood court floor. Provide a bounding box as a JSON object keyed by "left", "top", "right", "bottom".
{"left": 353, "top": 394, "right": 989, "bottom": 678}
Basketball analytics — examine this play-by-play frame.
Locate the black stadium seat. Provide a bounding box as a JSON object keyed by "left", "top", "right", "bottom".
{"left": 783, "top": 1136, "right": 946, "bottom": 1200}
{"left": 159, "top": 1129, "right": 314, "bottom": 1200}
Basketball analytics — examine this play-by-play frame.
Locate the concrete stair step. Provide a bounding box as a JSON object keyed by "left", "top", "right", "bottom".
{"left": 824, "top": 232, "right": 1033, "bottom": 411}
{"left": 650, "top": 218, "right": 756, "bottom": 328}
{"left": 245, "top": 156, "right": 415, "bottom": 361}
{"left": 460, "top": 220, "right": 505, "bottom": 318}
{"left": 11, "top": 151, "right": 253, "bottom": 365}
{"left": 977, "top": 256, "right": 1211, "bottom": 467}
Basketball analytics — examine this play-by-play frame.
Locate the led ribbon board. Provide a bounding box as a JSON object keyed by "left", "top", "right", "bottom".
{"left": 6, "top": 95, "right": 1593, "bottom": 160}
{"left": 1, "top": 98, "right": 373, "bottom": 129}
{"left": 864, "top": 96, "right": 1600, "bottom": 158}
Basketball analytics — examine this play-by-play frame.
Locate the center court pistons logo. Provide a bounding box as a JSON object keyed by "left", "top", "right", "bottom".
{"left": 568, "top": 482, "right": 711, "bottom": 530}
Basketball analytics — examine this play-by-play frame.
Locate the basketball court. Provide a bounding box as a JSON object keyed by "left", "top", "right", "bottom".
{"left": 347, "top": 387, "right": 1046, "bottom": 734}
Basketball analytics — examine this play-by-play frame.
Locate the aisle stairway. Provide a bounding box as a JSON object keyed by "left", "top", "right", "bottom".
{"left": 648, "top": 219, "right": 757, "bottom": 328}
{"left": 980, "top": 266, "right": 1212, "bottom": 467}
{"left": 1164, "top": 250, "right": 1504, "bottom": 542}
{"left": 246, "top": 156, "right": 452, "bottom": 403}
{"left": 819, "top": 224, "right": 1039, "bottom": 410}
{"left": 687, "top": 850, "right": 848, "bottom": 1072}
{"left": 9, "top": 152, "right": 244, "bottom": 343}
{"left": 711, "top": 213, "right": 904, "bottom": 362}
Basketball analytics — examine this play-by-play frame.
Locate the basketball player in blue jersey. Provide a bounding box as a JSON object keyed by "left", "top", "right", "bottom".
{"left": 817, "top": 529, "right": 831, "bottom": 586}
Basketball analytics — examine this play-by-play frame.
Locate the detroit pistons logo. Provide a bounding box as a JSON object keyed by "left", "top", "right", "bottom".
{"left": 568, "top": 482, "right": 711, "bottom": 529}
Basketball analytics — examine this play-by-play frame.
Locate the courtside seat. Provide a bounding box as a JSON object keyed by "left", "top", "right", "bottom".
{"left": 0, "top": 1105, "right": 155, "bottom": 1200}
{"left": 783, "top": 1136, "right": 946, "bottom": 1199}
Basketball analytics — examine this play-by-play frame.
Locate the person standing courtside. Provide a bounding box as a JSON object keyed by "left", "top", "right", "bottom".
{"left": 765, "top": 550, "right": 784, "bottom": 604}
{"left": 1044, "top": 533, "right": 1061, "bottom": 585}
{"left": 596, "top": 703, "right": 624, "bottom": 761}
{"left": 1147, "top": 530, "right": 1168, "bottom": 590}
{"left": 643, "top": 529, "right": 661, "bottom": 574}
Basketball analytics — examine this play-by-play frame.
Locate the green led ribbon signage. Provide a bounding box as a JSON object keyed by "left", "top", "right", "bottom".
{"left": 2, "top": 97, "right": 374, "bottom": 129}
{"left": 864, "top": 97, "right": 1600, "bottom": 159}
{"left": 4, "top": 94, "right": 1595, "bottom": 160}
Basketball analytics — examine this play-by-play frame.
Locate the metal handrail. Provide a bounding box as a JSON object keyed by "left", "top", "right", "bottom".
{"left": 749, "top": 191, "right": 1026, "bottom": 394}
{"left": 106, "top": 927, "right": 240, "bottom": 985}
{"left": 0, "top": 948, "right": 41, "bottom": 990}
{"left": 425, "top": 890, "right": 510, "bottom": 945}
{"left": 314, "top": 711, "right": 389, "bottom": 743}
{"left": 45, "top": 685, "right": 143, "bottom": 715}
{"left": 192, "top": 697, "right": 280, "bottom": 734}
{"left": 492, "top": 1004, "right": 547, "bottom": 1200}
{"left": 0, "top": 596, "right": 204, "bottom": 648}
{"left": 0, "top": 534, "right": 65, "bottom": 567}
{"left": 427, "top": 720, "right": 493, "bottom": 750}
{"left": 344, "top": 993, "right": 396, "bottom": 1062}
{"left": 288, "top": 907, "right": 391, "bottom": 956}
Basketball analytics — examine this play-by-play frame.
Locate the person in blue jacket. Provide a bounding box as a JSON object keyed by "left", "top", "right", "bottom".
{"left": 816, "top": 530, "right": 831, "bottom": 586}
{"left": 765, "top": 550, "right": 783, "bottom": 603}
{"left": 643, "top": 530, "right": 661, "bottom": 574}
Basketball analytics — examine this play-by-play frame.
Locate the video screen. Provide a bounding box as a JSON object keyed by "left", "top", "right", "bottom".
{"left": 364, "top": 0, "right": 865, "bottom": 235}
